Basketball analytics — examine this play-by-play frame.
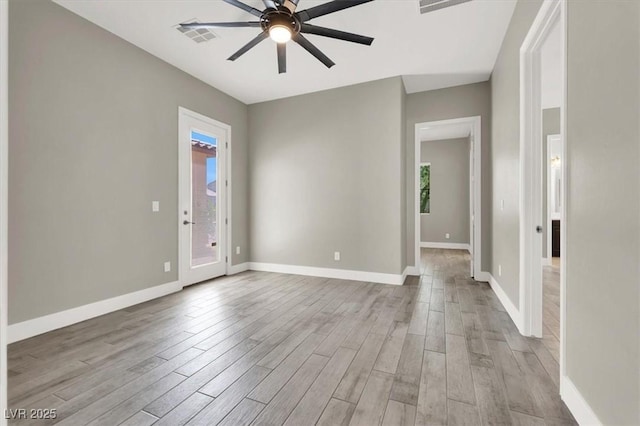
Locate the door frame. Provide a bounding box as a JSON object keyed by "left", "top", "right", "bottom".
{"left": 178, "top": 107, "right": 232, "bottom": 287}
{"left": 414, "top": 116, "right": 482, "bottom": 279}
{"left": 0, "top": 0, "right": 8, "bottom": 421}
{"left": 519, "top": 0, "right": 567, "bottom": 381}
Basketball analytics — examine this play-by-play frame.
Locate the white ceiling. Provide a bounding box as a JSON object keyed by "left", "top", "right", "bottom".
{"left": 54, "top": 0, "right": 517, "bottom": 104}
{"left": 420, "top": 122, "right": 470, "bottom": 141}
{"left": 541, "top": 17, "right": 561, "bottom": 109}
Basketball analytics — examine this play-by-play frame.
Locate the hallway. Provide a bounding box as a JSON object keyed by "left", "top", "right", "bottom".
{"left": 417, "top": 249, "right": 574, "bottom": 425}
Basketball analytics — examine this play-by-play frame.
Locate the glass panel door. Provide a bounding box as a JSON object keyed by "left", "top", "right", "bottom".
{"left": 179, "top": 108, "right": 227, "bottom": 286}
{"left": 190, "top": 130, "right": 218, "bottom": 268}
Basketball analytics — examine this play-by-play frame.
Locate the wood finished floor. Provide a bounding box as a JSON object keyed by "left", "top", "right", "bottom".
{"left": 8, "top": 249, "right": 576, "bottom": 425}
{"left": 542, "top": 258, "right": 561, "bottom": 367}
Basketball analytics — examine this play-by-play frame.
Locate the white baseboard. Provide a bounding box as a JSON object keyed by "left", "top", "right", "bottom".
{"left": 420, "top": 242, "right": 470, "bottom": 251}
{"left": 228, "top": 262, "right": 250, "bottom": 275}
{"left": 560, "top": 375, "right": 602, "bottom": 425}
{"left": 248, "top": 262, "right": 407, "bottom": 285}
{"left": 7, "top": 260, "right": 413, "bottom": 342}
{"left": 8, "top": 280, "right": 182, "bottom": 343}
{"left": 474, "top": 271, "right": 491, "bottom": 282}
{"left": 404, "top": 266, "right": 420, "bottom": 277}
{"left": 487, "top": 273, "right": 523, "bottom": 333}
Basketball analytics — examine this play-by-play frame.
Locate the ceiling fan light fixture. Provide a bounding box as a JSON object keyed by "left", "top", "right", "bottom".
{"left": 269, "top": 24, "right": 292, "bottom": 43}
{"left": 197, "top": 0, "right": 376, "bottom": 72}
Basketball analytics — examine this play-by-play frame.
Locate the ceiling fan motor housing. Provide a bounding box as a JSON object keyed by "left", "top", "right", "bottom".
{"left": 262, "top": 9, "right": 300, "bottom": 36}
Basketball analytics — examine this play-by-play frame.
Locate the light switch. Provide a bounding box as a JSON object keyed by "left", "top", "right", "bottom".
{"left": 152, "top": 201, "right": 160, "bottom": 212}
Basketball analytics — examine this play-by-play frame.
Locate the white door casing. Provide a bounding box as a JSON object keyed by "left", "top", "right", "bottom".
{"left": 414, "top": 116, "right": 482, "bottom": 279}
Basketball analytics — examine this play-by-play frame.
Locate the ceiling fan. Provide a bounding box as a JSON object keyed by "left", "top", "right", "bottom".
{"left": 180, "top": 0, "right": 375, "bottom": 74}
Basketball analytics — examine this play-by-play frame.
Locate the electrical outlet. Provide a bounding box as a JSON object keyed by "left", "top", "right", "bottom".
{"left": 445, "top": 233, "right": 450, "bottom": 239}
{"left": 236, "top": 246, "right": 240, "bottom": 255}
{"left": 334, "top": 251, "right": 341, "bottom": 261}
{"left": 498, "top": 264, "right": 502, "bottom": 277}
{"left": 164, "top": 261, "right": 171, "bottom": 272}
{"left": 152, "top": 201, "right": 160, "bottom": 212}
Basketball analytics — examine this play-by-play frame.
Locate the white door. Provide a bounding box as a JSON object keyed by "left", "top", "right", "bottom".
{"left": 179, "top": 107, "right": 228, "bottom": 286}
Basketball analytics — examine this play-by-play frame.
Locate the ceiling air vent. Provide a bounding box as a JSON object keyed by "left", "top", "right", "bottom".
{"left": 419, "top": 0, "right": 473, "bottom": 14}
{"left": 176, "top": 19, "right": 217, "bottom": 43}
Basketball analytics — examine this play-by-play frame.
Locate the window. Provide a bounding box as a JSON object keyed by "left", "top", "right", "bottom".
{"left": 420, "top": 163, "right": 430, "bottom": 214}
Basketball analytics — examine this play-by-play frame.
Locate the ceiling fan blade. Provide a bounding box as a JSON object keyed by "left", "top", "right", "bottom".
{"left": 263, "top": 0, "right": 278, "bottom": 9}
{"left": 300, "top": 23, "right": 373, "bottom": 45}
{"left": 223, "top": 0, "right": 264, "bottom": 17}
{"left": 228, "top": 31, "right": 269, "bottom": 61}
{"left": 277, "top": 43, "right": 287, "bottom": 73}
{"left": 293, "top": 33, "right": 335, "bottom": 68}
{"left": 296, "top": 0, "right": 374, "bottom": 22}
{"left": 181, "top": 21, "right": 262, "bottom": 29}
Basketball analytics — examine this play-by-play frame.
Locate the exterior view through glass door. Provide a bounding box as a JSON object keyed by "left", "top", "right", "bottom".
{"left": 179, "top": 108, "right": 228, "bottom": 286}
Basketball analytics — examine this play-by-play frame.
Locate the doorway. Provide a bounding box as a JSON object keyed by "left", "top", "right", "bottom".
{"left": 519, "top": 0, "right": 566, "bottom": 380}
{"left": 178, "top": 107, "right": 230, "bottom": 286}
{"left": 414, "top": 116, "right": 481, "bottom": 279}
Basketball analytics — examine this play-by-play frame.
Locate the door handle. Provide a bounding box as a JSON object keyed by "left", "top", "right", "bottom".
{"left": 183, "top": 220, "right": 195, "bottom": 225}
{"left": 536, "top": 225, "right": 543, "bottom": 233}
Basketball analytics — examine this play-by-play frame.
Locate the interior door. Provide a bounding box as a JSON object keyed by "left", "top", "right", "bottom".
{"left": 179, "top": 108, "right": 228, "bottom": 286}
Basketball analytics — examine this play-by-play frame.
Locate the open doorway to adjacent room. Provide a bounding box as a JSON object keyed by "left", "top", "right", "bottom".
{"left": 414, "top": 116, "right": 481, "bottom": 279}
{"left": 540, "top": 8, "right": 563, "bottom": 372}
{"left": 519, "top": 0, "right": 566, "bottom": 385}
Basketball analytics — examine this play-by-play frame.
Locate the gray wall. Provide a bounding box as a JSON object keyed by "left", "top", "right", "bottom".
{"left": 542, "top": 108, "right": 560, "bottom": 259}
{"left": 489, "top": 0, "right": 543, "bottom": 304}
{"left": 565, "top": 1, "right": 639, "bottom": 424}
{"left": 406, "top": 82, "right": 491, "bottom": 271}
{"left": 8, "top": 0, "right": 249, "bottom": 324}
{"left": 420, "top": 138, "right": 470, "bottom": 244}
{"left": 248, "top": 77, "right": 406, "bottom": 275}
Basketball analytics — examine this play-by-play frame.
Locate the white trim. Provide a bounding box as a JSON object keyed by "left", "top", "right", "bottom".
{"left": 474, "top": 271, "right": 491, "bottom": 283}
{"left": 519, "top": 0, "right": 563, "bottom": 338}
{"left": 560, "top": 375, "right": 602, "bottom": 425}
{"left": 178, "top": 107, "right": 231, "bottom": 286}
{"left": 0, "top": 0, "right": 8, "bottom": 421}
{"left": 420, "top": 242, "right": 470, "bottom": 251}
{"left": 225, "top": 125, "right": 234, "bottom": 276}
{"left": 228, "top": 262, "right": 250, "bottom": 275}
{"left": 7, "top": 281, "right": 182, "bottom": 344}
{"left": 404, "top": 266, "right": 420, "bottom": 277}
{"left": 488, "top": 273, "right": 524, "bottom": 333}
{"left": 559, "top": 0, "right": 568, "bottom": 381}
{"left": 474, "top": 271, "right": 524, "bottom": 332}
{"left": 415, "top": 116, "right": 482, "bottom": 281}
{"left": 248, "top": 262, "right": 408, "bottom": 285}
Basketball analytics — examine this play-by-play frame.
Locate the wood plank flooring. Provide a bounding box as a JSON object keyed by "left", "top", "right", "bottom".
{"left": 8, "top": 249, "right": 575, "bottom": 425}
{"left": 542, "top": 259, "right": 561, "bottom": 369}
